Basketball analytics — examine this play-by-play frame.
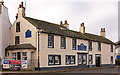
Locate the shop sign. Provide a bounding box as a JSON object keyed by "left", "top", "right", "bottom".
{"left": 3, "top": 64, "right": 10, "bottom": 69}
{"left": 22, "top": 60, "right": 27, "bottom": 68}
{"left": 78, "top": 43, "right": 87, "bottom": 51}
{"left": 3, "top": 60, "right": 10, "bottom": 64}
{"left": 10, "top": 60, "right": 21, "bottom": 64}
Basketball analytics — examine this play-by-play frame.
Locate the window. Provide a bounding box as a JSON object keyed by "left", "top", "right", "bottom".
{"left": 15, "top": 36, "right": 20, "bottom": 45}
{"left": 98, "top": 42, "right": 101, "bottom": 51}
{"left": 111, "top": 44, "right": 113, "bottom": 52}
{"left": 89, "top": 55, "right": 93, "bottom": 64}
{"left": 16, "top": 22, "right": 20, "bottom": 32}
{"left": 78, "top": 54, "right": 87, "bottom": 65}
{"left": 48, "top": 55, "right": 61, "bottom": 65}
{"left": 88, "top": 41, "right": 92, "bottom": 51}
{"left": 22, "top": 52, "right": 27, "bottom": 60}
{"left": 12, "top": 53, "right": 16, "bottom": 60}
{"left": 111, "top": 56, "right": 113, "bottom": 64}
{"left": 72, "top": 38, "right": 76, "bottom": 50}
{"left": 48, "top": 34, "right": 54, "bottom": 48}
{"left": 61, "top": 36, "right": 66, "bottom": 49}
{"left": 8, "top": 53, "right": 9, "bottom": 56}
{"left": 66, "top": 55, "right": 75, "bottom": 65}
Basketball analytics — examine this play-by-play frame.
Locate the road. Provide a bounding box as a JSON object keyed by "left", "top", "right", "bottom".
{"left": 1, "top": 67, "right": 120, "bottom": 75}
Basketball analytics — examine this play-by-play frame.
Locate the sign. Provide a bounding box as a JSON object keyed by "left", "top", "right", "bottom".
{"left": 4, "top": 60, "right": 10, "bottom": 64}
{"left": 10, "top": 60, "right": 21, "bottom": 64}
{"left": 22, "top": 60, "right": 27, "bottom": 68}
{"left": 22, "top": 64, "right": 27, "bottom": 68}
{"left": 3, "top": 64, "right": 10, "bottom": 69}
{"left": 25, "top": 29, "right": 31, "bottom": 38}
{"left": 78, "top": 43, "right": 87, "bottom": 51}
{"left": 22, "top": 60, "right": 27, "bottom": 64}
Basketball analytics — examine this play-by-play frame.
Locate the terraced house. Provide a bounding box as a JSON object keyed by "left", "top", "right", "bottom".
{"left": 5, "top": 2, "right": 115, "bottom": 70}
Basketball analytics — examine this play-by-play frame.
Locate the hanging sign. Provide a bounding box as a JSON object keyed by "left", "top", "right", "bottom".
{"left": 78, "top": 43, "right": 87, "bottom": 51}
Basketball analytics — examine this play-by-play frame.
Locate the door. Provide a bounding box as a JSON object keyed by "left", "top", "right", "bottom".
{"left": 17, "top": 52, "right": 21, "bottom": 60}
{"left": 95, "top": 55, "right": 101, "bottom": 67}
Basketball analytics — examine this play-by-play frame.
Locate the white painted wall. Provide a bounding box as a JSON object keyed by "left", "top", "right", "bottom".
{"left": 0, "top": 4, "right": 11, "bottom": 59}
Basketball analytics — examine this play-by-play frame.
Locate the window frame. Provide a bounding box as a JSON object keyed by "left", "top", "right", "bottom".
{"left": 89, "top": 55, "right": 93, "bottom": 64}
{"left": 48, "top": 34, "right": 54, "bottom": 48}
{"left": 88, "top": 41, "right": 92, "bottom": 51}
{"left": 15, "top": 36, "right": 20, "bottom": 45}
{"left": 98, "top": 42, "right": 101, "bottom": 51}
{"left": 72, "top": 38, "right": 76, "bottom": 50}
{"left": 66, "top": 55, "right": 75, "bottom": 65}
{"left": 48, "top": 55, "right": 61, "bottom": 65}
{"left": 16, "top": 22, "right": 20, "bottom": 32}
{"left": 61, "top": 36, "right": 66, "bottom": 49}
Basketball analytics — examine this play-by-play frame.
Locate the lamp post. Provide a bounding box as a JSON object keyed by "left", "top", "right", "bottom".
{"left": 37, "top": 26, "right": 42, "bottom": 71}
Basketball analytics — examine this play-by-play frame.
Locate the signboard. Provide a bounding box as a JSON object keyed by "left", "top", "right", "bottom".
{"left": 4, "top": 60, "right": 10, "bottom": 64}
{"left": 10, "top": 60, "right": 21, "bottom": 64}
{"left": 78, "top": 43, "right": 87, "bottom": 51}
{"left": 22, "top": 60, "right": 27, "bottom": 68}
{"left": 25, "top": 29, "right": 31, "bottom": 38}
{"left": 3, "top": 64, "right": 10, "bottom": 69}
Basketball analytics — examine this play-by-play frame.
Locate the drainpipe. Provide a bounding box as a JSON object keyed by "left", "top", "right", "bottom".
{"left": 37, "top": 26, "right": 43, "bottom": 71}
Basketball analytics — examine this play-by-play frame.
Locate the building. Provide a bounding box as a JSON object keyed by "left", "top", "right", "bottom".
{"left": 5, "top": 2, "right": 115, "bottom": 70}
{"left": 115, "top": 41, "right": 120, "bottom": 60}
{"left": 0, "top": 1, "right": 11, "bottom": 60}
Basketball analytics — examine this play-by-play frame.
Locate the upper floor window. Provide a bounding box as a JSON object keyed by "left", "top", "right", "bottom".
{"left": 16, "top": 22, "right": 20, "bottom": 32}
{"left": 111, "top": 44, "right": 113, "bottom": 52}
{"left": 61, "top": 36, "right": 66, "bottom": 49}
{"left": 88, "top": 41, "right": 92, "bottom": 51}
{"left": 72, "top": 38, "right": 76, "bottom": 50}
{"left": 98, "top": 42, "right": 101, "bottom": 51}
{"left": 48, "top": 34, "right": 54, "bottom": 48}
{"left": 15, "top": 36, "right": 20, "bottom": 45}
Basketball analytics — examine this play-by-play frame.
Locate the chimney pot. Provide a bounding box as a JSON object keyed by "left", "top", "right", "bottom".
{"left": 21, "top": 2, "right": 23, "bottom": 7}
{"left": 60, "top": 21, "right": 62, "bottom": 25}
{"left": 65, "top": 20, "right": 67, "bottom": 24}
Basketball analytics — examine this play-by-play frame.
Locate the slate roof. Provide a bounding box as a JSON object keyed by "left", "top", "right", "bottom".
{"left": 5, "top": 43, "right": 36, "bottom": 50}
{"left": 24, "top": 17, "right": 114, "bottom": 45}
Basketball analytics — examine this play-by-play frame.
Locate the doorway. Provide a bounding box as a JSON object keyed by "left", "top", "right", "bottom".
{"left": 95, "top": 54, "right": 101, "bottom": 67}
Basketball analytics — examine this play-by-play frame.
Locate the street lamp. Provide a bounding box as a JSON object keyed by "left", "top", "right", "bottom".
{"left": 37, "top": 26, "right": 43, "bottom": 71}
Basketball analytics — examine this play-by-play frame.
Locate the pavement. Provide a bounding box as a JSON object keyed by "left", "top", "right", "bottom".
{"left": 1, "top": 66, "right": 120, "bottom": 75}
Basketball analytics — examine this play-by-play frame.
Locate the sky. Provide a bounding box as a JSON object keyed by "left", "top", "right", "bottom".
{"left": 3, "top": 0, "right": 119, "bottom": 42}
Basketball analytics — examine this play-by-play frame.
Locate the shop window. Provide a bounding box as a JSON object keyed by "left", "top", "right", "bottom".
{"left": 89, "top": 55, "right": 93, "bottom": 64}
{"left": 25, "top": 30, "right": 31, "bottom": 38}
{"left": 48, "top": 34, "right": 54, "bottom": 48}
{"left": 22, "top": 52, "right": 27, "bottom": 60}
{"left": 66, "top": 55, "right": 75, "bottom": 65}
{"left": 98, "top": 42, "right": 101, "bottom": 51}
{"left": 88, "top": 41, "right": 92, "bottom": 51}
{"left": 15, "top": 36, "right": 20, "bottom": 45}
{"left": 12, "top": 53, "right": 16, "bottom": 60}
{"left": 111, "top": 44, "right": 113, "bottom": 52}
{"left": 48, "top": 55, "right": 61, "bottom": 65}
{"left": 61, "top": 36, "right": 66, "bottom": 49}
{"left": 111, "top": 56, "right": 113, "bottom": 64}
{"left": 17, "top": 52, "right": 21, "bottom": 60}
{"left": 16, "top": 22, "right": 20, "bottom": 32}
{"left": 78, "top": 54, "right": 87, "bottom": 65}
{"left": 72, "top": 38, "right": 76, "bottom": 50}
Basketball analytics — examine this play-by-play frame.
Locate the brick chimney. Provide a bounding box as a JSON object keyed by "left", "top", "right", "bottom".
{"left": 18, "top": 2, "right": 25, "bottom": 18}
{"left": 80, "top": 22, "right": 85, "bottom": 33}
{"left": 100, "top": 28, "right": 106, "bottom": 37}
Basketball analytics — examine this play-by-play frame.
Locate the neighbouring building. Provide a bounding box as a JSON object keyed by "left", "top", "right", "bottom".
{"left": 0, "top": 1, "right": 11, "bottom": 60}
{"left": 115, "top": 41, "right": 120, "bottom": 60}
{"left": 5, "top": 2, "right": 115, "bottom": 70}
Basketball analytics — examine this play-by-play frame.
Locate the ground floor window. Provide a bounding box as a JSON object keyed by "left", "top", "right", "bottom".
{"left": 66, "top": 55, "right": 75, "bottom": 65}
{"left": 22, "top": 52, "right": 27, "bottom": 60}
{"left": 78, "top": 54, "right": 87, "bottom": 65}
{"left": 89, "top": 55, "right": 93, "bottom": 64}
{"left": 111, "top": 56, "right": 113, "bottom": 64}
{"left": 12, "top": 53, "right": 16, "bottom": 60}
{"left": 48, "top": 55, "right": 61, "bottom": 65}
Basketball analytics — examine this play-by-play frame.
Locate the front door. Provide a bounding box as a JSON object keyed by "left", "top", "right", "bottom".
{"left": 95, "top": 54, "right": 101, "bottom": 67}
{"left": 17, "top": 52, "right": 21, "bottom": 60}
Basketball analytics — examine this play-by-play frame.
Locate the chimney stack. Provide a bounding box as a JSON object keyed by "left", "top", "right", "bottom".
{"left": 100, "top": 28, "right": 106, "bottom": 37}
{"left": 0, "top": 1, "right": 4, "bottom": 5}
{"left": 80, "top": 22, "right": 85, "bottom": 33}
{"left": 60, "top": 20, "right": 69, "bottom": 29}
{"left": 17, "top": 2, "right": 25, "bottom": 18}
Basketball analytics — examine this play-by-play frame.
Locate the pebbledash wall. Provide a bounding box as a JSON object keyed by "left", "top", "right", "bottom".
{"left": 0, "top": 1, "right": 11, "bottom": 60}
{"left": 5, "top": 2, "right": 115, "bottom": 70}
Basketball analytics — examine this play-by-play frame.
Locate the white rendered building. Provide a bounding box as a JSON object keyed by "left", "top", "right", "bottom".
{"left": 0, "top": 1, "right": 11, "bottom": 60}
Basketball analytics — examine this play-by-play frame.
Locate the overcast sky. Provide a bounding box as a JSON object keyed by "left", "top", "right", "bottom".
{"left": 3, "top": 0, "right": 119, "bottom": 42}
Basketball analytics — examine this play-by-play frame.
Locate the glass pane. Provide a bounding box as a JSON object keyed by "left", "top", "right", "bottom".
{"left": 78, "top": 54, "right": 82, "bottom": 64}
